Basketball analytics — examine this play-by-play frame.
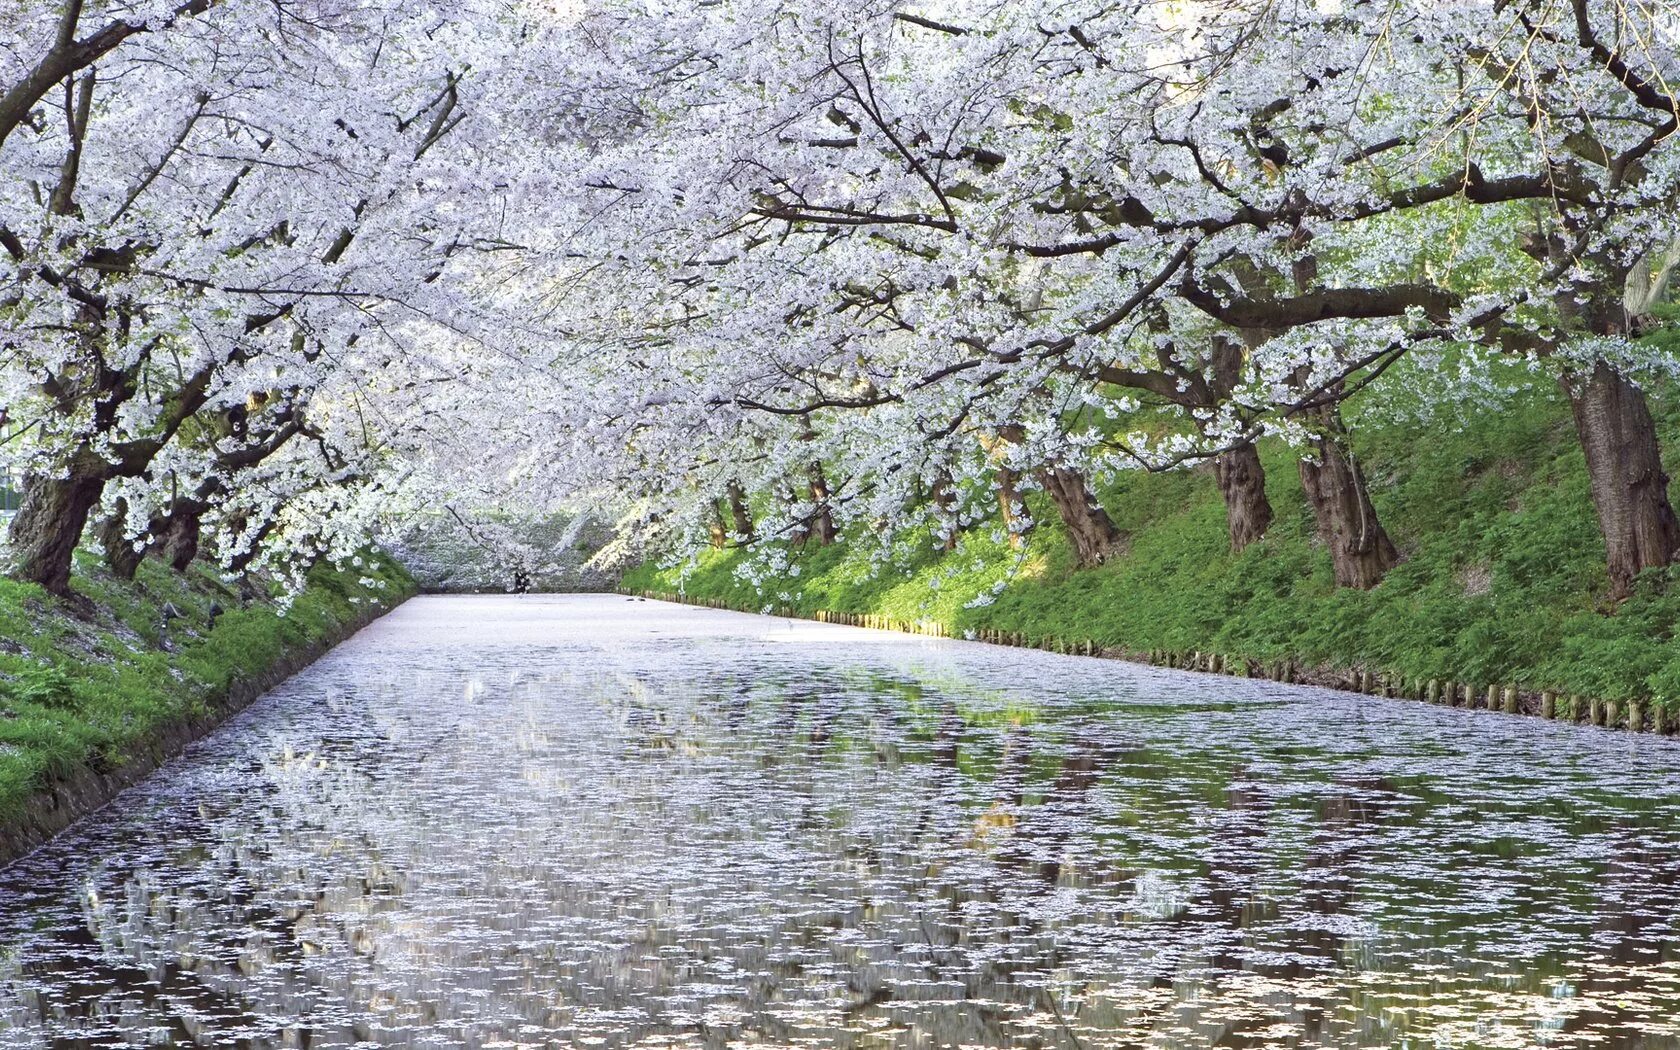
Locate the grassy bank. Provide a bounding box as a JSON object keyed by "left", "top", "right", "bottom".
{"left": 0, "top": 552, "right": 414, "bottom": 823}
{"left": 625, "top": 373, "right": 1680, "bottom": 712}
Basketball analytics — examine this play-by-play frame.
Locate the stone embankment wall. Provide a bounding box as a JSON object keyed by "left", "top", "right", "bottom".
{"left": 630, "top": 588, "right": 1676, "bottom": 736}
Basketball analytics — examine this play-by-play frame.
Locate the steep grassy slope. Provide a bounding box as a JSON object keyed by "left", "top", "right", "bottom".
{"left": 0, "top": 552, "right": 414, "bottom": 821}
{"left": 625, "top": 373, "right": 1680, "bottom": 709}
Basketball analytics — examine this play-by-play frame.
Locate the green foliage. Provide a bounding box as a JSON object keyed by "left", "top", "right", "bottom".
{"left": 0, "top": 666, "right": 75, "bottom": 708}
{"left": 0, "top": 552, "right": 416, "bottom": 820}
{"left": 628, "top": 372, "right": 1680, "bottom": 712}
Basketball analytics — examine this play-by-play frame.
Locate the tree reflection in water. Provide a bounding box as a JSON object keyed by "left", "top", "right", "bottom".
{"left": 2, "top": 594, "right": 1680, "bottom": 1048}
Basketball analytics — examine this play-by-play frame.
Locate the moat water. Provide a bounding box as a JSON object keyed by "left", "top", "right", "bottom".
{"left": 3, "top": 594, "right": 1680, "bottom": 1048}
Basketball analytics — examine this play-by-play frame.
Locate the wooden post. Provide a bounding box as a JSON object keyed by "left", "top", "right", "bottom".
{"left": 1540, "top": 691, "right": 1556, "bottom": 719}
{"left": 1426, "top": 680, "right": 1441, "bottom": 704}
{"left": 1655, "top": 705, "right": 1669, "bottom": 736}
{"left": 1590, "top": 698, "right": 1604, "bottom": 726}
{"left": 1502, "top": 686, "right": 1518, "bottom": 714}
{"left": 1628, "top": 700, "right": 1645, "bottom": 732}
{"left": 1606, "top": 699, "right": 1621, "bottom": 728}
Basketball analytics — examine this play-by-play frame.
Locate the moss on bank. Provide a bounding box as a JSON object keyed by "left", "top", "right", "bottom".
{"left": 0, "top": 553, "right": 414, "bottom": 822}
{"left": 625, "top": 375, "right": 1680, "bottom": 711}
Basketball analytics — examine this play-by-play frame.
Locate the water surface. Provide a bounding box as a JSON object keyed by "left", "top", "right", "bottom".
{"left": 3, "top": 594, "right": 1680, "bottom": 1048}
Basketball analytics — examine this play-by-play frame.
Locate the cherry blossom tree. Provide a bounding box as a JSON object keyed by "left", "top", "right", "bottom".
{"left": 515, "top": 0, "right": 1680, "bottom": 594}
{"left": 6, "top": 0, "right": 1678, "bottom": 604}
{"left": 0, "top": 0, "right": 508, "bottom": 594}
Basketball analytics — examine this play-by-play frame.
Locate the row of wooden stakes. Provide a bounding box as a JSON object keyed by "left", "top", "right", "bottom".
{"left": 633, "top": 590, "right": 1671, "bottom": 735}
{"left": 1150, "top": 649, "right": 1673, "bottom": 733}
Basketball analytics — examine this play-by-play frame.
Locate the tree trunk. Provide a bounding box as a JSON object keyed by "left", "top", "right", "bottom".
{"left": 1035, "top": 465, "right": 1120, "bottom": 568}
{"left": 159, "top": 508, "right": 203, "bottom": 572}
{"left": 787, "top": 483, "right": 810, "bottom": 548}
{"left": 807, "top": 463, "right": 836, "bottom": 546}
{"left": 97, "top": 499, "right": 145, "bottom": 581}
{"left": 1562, "top": 361, "right": 1680, "bottom": 599}
{"left": 996, "top": 464, "right": 1029, "bottom": 550}
{"left": 709, "top": 501, "right": 728, "bottom": 549}
{"left": 227, "top": 515, "right": 277, "bottom": 575}
{"left": 726, "top": 480, "right": 754, "bottom": 542}
{"left": 1297, "top": 407, "right": 1397, "bottom": 589}
{"left": 931, "top": 470, "right": 960, "bottom": 552}
{"left": 1214, "top": 442, "right": 1274, "bottom": 552}
{"left": 5, "top": 471, "right": 105, "bottom": 595}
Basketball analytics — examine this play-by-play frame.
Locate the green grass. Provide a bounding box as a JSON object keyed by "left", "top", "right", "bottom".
{"left": 625, "top": 370, "right": 1680, "bottom": 710}
{"left": 0, "top": 551, "right": 415, "bottom": 820}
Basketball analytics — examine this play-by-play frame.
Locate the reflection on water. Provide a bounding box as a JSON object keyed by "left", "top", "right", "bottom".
{"left": 3, "top": 595, "right": 1680, "bottom": 1048}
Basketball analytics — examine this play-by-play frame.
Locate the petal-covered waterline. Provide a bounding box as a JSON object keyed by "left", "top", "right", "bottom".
{"left": 2, "top": 594, "right": 1679, "bottom": 1048}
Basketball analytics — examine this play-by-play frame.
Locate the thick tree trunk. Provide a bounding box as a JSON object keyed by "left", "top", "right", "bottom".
{"left": 227, "top": 515, "right": 277, "bottom": 575}
{"left": 158, "top": 508, "right": 203, "bottom": 572}
{"left": 1035, "top": 465, "right": 1120, "bottom": 568}
{"left": 726, "top": 480, "right": 754, "bottom": 542}
{"left": 931, "top": 470, "right": 960, "bottom": 552}
{"left": 97, "top": 499, "right": 145, "bottom": 581}
{"left": 996, "top": 465, "right": 1028, "bottom": 550}
{"left": 6, "top": 471, "right": 105, "bottom": 595}
{"left": 708, "top": 508, "right": 728, "bottom": 549}
{"left": 807, "top": 464, "right": 836, "bottom": 546}
{"left": 1297, "top": 407, "right": 1397, "bottom": 589}
{"left": 1562, "top": 362, "right": 1680, "bottom": 599}
{"left": 1214, "top": 442, "right": 1274, "bottom": 552}
{"left": 787, "top": 484, "right": 810, "bottom": 547}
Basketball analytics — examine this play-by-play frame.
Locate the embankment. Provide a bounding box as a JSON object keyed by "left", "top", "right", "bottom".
{"left": 0, "top": 553, "right": 415, "bottom": 867}
{"left": 624, "top": 374, "right": 1680, "bottom": 733}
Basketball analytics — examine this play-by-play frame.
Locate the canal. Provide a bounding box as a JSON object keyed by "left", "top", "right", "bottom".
{"left": 2, "top": 594, "right": 1679, "bottom": 1047}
